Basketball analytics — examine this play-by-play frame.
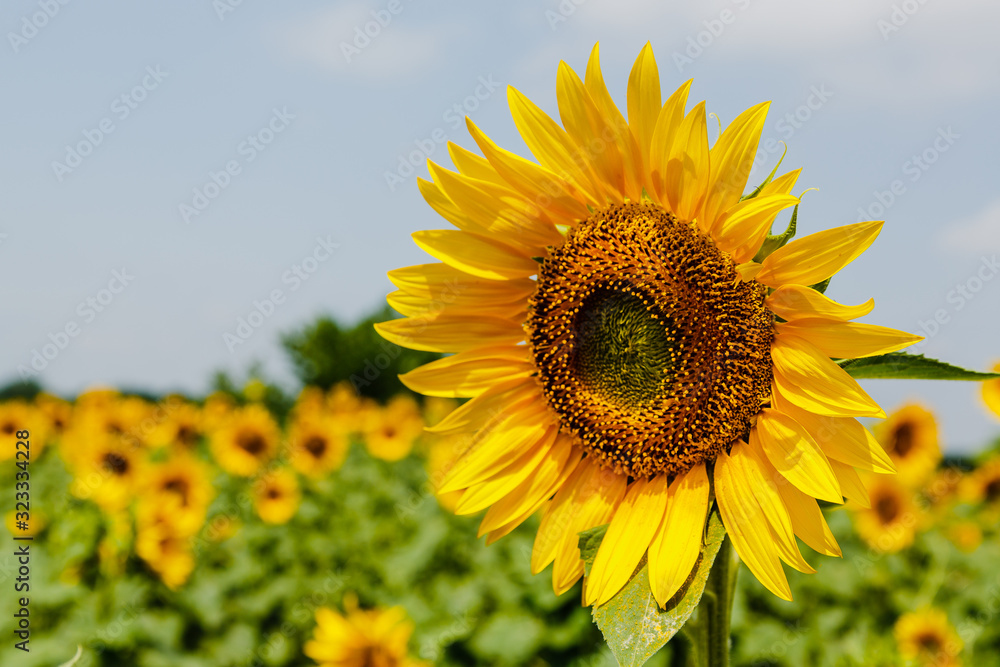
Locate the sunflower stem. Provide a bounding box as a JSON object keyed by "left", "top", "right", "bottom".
{"left": 703, "top": 535, "right": 737, "bottom": 667}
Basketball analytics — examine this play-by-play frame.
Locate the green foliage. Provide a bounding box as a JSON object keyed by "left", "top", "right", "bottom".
{"left": 281, "top": 306, "right": 439, "bottom": 402}
{"left": 839, "top": 353, "right": 1000, "bottom": 381}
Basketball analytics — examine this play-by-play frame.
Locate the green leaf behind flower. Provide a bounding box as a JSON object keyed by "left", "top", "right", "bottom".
{"left": 839, "top": 353, "right": 1000, "bottom": 380}
{"left": 580, "top": 511, "right": 727, "bottom": 667}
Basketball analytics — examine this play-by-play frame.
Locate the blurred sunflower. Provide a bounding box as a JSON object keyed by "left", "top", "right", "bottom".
{"left": 138, "top": 454, "right": 214, "bottom": 535}
{"left": 327, "top": 383, "right": 367, "bottom": 434}
{"left": 201, "top": 391, "right": 236, "bottom": 431}
{"left": 378, "top": 43, "right": 917, "bottom": 604}
{"left": 946, "top": 520, "right": 982, "bottom": 554}
{"left": 135, "top": 521, "right": 195, "bottom": 590}
{"left": 304, "top": 594, "right": 426, "bottom": 667}
{"left": 982, "top": 360, "right": 1000, "bottom": 419}
{"left": 894, "top": 608, "right": 962, "bottom": 667}
{"left": 852, "top": 475, "right": 921, "bottom": 553}
{"left": 210, "top": 404, "right": 280, "bottom": 476}
{"left": 875, "top": 403, "right": 941, "bottom": 487}
{"left": 150, "top": 399, "right": 206, "bottom": 451}
{"left": 960, "top": 454, "right": 1000, "bottom": 511}
{"left": 5, "top": 509, "right": 47, "bottom": 537}
{"left": 252, "top": 467, "right": 301, "bottom": 525}
{"left": 288, "top": 414, "right": 349, "bottom": 478}
{"left": 0, "top": 400, "right": 34, "bottom": 461}
{"left": 363, "top": 395, "right": 423, "bottom": 462}
{"left": 71, "top": 436, "right": 144, "bottom": 511}
{"left": 36, "top": 392, "right": 72, "bottom": 436}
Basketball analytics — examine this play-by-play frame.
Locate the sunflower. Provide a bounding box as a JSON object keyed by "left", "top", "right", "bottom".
{"left": 377, "top": 43, "right": 920, "bottom": 604}
{"left": 960, "top": 454, "right": 1000, "bottom": 510}
{"left": 363, "top": 395, "right": 424, "bottom": 462}
{"left": 149, "top": 399, "right": 206, "bottom": 451}
{"left": 288, "top": 413, "right": 349, "bottom": 478}
{"left": 851, "top": 474, "right": 921, "bottom": 554}
{"left": 875, "top": 403, "right": 941, "bottom": 487}
{"left": 0, "top": 400, "right": 34, "bottom": 461}
{"left": 894, "top": 608, "right": 962, "bottom": 667}
{"left": 70, "top": 435, "right": 144, "bottom": 511}
{"left": 135, "top": 520, "right": 196, "bottom": 590}
{"left": 252, "top": 467, "right": 301, "bottom": 525}
{"left": 304, "top": 594, "right": 426, "bottom": 667}
{"left": 982, "top": 360, "right": 1000, "bottom": 419}
{"left": 138, "top": 454, "right": 214, "bottom": 535}
{"left": 209, "top": 404, "right": 280, "bottom": 476}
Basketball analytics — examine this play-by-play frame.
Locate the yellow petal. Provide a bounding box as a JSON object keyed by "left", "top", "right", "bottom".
{"left": 412, "top": 229, "right": 539, "bottom": 281}
{"left": 466, "top": 118, "right": 592, "bottom": 223}
{"left": 702, "top": 102, "right": 770, "bottom": 233}
{"left": 375, "top": 314, "right": 523, "bottom": 354}
{"left": 661, "top": 102, "right": 710, "bottom": 223}
{"left": 439, "top": 404, "right": 557, "bottom": 493}
{"left": 770, "top": 394, "right": 895, "bottom": 474}
{"left": 647, "top": 464, "right": 709, "bottom": 607}
{"left": 399, "top": 346, "right": 533, "bottom": 398}
{"left": 648, "top": 79, "right": 693, "bottom": 203}
{"left": 456, "top": 426, "right": 558, "bottom": 515}
{"left": 756, "top": 220, "right": 883, "bottom": 288}
{"left": 771, "top": 334, "right": 886, "bottom": 418}
{"left": 583, "top": 43, "right": 644, "bottom": 201}
{"left": 760, "top": 168, "right": 802, "bottom": 197}
{"left": 447, "top": 141, "right": 507, "bottom": 187}
{"left": 753, "top": 408, "right": 842, "bottom": 503}
{"left": 417, "top": 177, "right": 478, "bottom": 233}
{"left": 714, "top": 194, "right": 799, "bottom": 262}
{"left": 714, "top": 449, "right": 792, "bottom": 601}
{"left": 766, "top": 285, "right": 874, "bottom": 322}
{"left": 774, "top": 480, "right": 841, "bottom": 557}
{"left": 426, "top": 378, "right": 538, "bottom": 435}
{"left": 776, "top": 319, "right": 922, "bottom": 359}
{"left": 983, "top": 362, "right": 1000, "bottom": 418}
{"left": 626, "top": 42, "right": 661, "bottom": 177}
{"left": 508, "top": 86, "right": 604, "bottom": 204}
{"left": 386, "top": 288, "right": 527, "bottom": 320}
{"left": 829, "top": 460, "right": 870, "bottom": 508}
{"left": 585, "top": 475, "right": 669, "bottom": 607}
{"left": 556, "top": 61, "right": 625, "bottom": 202}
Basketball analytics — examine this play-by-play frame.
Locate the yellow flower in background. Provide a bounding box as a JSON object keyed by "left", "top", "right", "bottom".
{"left": 960, "top": 454, "right": 1000, "bottom": 509}
{"left": 852, "top": 475, "right": 921, "bottom": 554}
{"left": 875, "top": 403, "right": 941, "bottom": 487}
{"left": 149, "top": 399, "right": 206, "bottom": 451}
{"left": 210, "top": 404, "right": 280, "bottom": 476}
{"left": 946, "top": 520, "right": 982, "bottom": 554}
{"left": 253, "top": 468, "right": 301, "bottom": 525}
{"left": 202, "top": 391, "right": 236, "bottom": 432}
{"left": 894, "top": 608, "right": 962, "bottom": 667}
{"left": 921, "top": 467, "right": 964, "bottom": 517}
{"left": 70, "top": 436, "right": 144, "bottom": 511}
{"left": 0, "top": 401, "right": 35, "bottom": 461}
{"left": 363, "top": 395, "right": 423, "bottom": 462}
{"left": 424, "top": 433, "right": 467, "bottom": 513}
{"left": 327, "top": 383, "right": 367, "bottom": 434}
{"left": 422, "top": 396, "right": 459, "bottom": 428}
{"left": 293, "top": 385, "right": 328, "bottom": 419}
{"left": 304, "top": 594, "right": 426, "bottom": 667}
{"left": 243, "top": 378, "right": 269, "bottom": 402}
{"left": 982, "top": 361, "right": 1000, "bottom": 419}
{"left": 36, "top": 392, "right": 72, "bottom": 436}
{"left": 5, "top": 509, "right": 47, "bottom": 537}
{"left": 288, "top": 413, "right": 349, "bottom": 478}
{"left": 138, "top": 454, "right": 215, "bottom": 535}
{"left": 136, "top": 521, "right": 195, "bottom": 590}
{"left": 377, "top": 42, "right": 918, "bottom": 604}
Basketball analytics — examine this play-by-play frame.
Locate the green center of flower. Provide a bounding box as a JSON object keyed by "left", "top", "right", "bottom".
{"left": 527, "top": 202, "right": 774, "bottom": 478}
{"left": 574, "top": 286, "right": 678, "bottom": 410}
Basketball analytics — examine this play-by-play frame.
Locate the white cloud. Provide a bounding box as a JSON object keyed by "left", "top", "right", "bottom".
{"left": 275, "top": 3, "right": 445, "bottom": 79}
{"left": 941, "top": 198, "right": 1000, "bottom": 253}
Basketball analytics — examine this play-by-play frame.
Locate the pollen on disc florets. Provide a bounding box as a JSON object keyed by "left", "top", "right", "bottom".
{"left": 526, "top": 202, "right": 774, "bottom": 478}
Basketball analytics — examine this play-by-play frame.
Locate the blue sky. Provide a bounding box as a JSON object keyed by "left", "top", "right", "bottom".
{"left": 2, "top": 0, "right": 999, "bottom": 453}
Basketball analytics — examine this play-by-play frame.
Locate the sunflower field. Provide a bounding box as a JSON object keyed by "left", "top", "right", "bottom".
{"left": 3, "top": 324, "right": 1000, "bottom": 666}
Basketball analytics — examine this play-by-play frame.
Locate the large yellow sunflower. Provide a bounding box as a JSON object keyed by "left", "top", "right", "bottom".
{"left": 377, "top": 43, "right": 919, "bottom": 604}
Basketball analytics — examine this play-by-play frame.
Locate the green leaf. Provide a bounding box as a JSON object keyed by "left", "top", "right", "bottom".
{"left": 754, "top": 202, "right": 799, "bottom": 262}
{"left": 838, "top": 353, "right": 1000, "bottom": 380}
{"left": 810, "top": 277, "right": 831, "bottom": 294}
{"left": 582, "top": 511, "right": 727, "bottom": 667}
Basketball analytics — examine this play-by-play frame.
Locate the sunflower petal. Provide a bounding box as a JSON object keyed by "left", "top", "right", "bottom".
{"left": 774, "top": 480, "right": 841, "bottom": 557}
{"left": 829, "top": 460, "right": 871, "bottom": 508}
{"left": 754, "top": 408, "right": 843, "bottom": 504}
{"left": 425, "top": 378, "right": 537, "bottom": 435}
{"left": 647, "top": 464, "right": 709, "bottom": 607}
{"left": 714, "top": 449, "right": 792, "bottom": 601}
{"left": 648, "top": 79, "right": 693, "bottom": 203}
{"left": 661, "top": 102, "right": 710, "bottom": 223}
{"left": 399, "top": 346, "right": 533, "bottom": 398}
{"left": 756, "top": 220, "right": 883, "bottom": 288}
{"left": 772, "top": 334, "right": 886, "bottom": 418}
{"left": 585, "top": 475, "right": 669, "bottom": 607}
{"left": 412, "top": 229, "right": 539, "bottom": 280}
{"left": 388, "top": 263, "right": 536, "bottom": 302}
{"left": 776, "top": 320, "right": 922, "bottom": 359}
{"left": 374, "top": 314, "right": 523, "bottom": 354}
{"left": 448, "top": 142, "right": 507, "bottom": 186}
{"left": 715, "top": 194, "right": 800, "bottom": 262}
{"left": 456, "top": 426, "right": 558, "bottom": 514}
{"left": 626, "top": 43, "right": 661, "bottom": 175}
{"left": 766, "top": 285, "right": 874, "bottom": 322}
{"left": 702, "top": 102, "right": 770, "bottom": 233}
